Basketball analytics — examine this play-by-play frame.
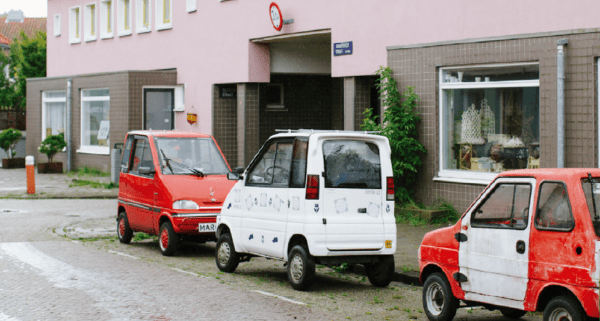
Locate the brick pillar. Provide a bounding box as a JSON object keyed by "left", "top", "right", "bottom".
{"left": 343, "top": 76, "right": 372, "bottom": 131}
{"left": 236, "top": 83, "right": 260, "bottom": 168}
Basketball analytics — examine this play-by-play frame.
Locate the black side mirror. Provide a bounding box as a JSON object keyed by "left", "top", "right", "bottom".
{"left": 234, "top": 166, "right": 245, "bottom": 174}
{"left": 228, "top": 172, "right": 240, "bottom": 180}
{"left": 139, "top": 166, "right": 156, "bottom": 176}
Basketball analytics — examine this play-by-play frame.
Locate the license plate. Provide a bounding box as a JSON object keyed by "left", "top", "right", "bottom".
{"left": 198, "top": 223, "right": 217, "bottom": 232}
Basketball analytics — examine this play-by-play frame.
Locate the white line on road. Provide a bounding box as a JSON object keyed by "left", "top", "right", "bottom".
{"left": 0, "top": 311, "right": 20, "bottom": 321}
{"left": 107, "top": 250, "right": 139, "bottom": 260}
{"left": 171, "top": 267, "right": 212, "bottom": 279}
{"left": 252, "top": 290, "right": 307, "bottom": 305}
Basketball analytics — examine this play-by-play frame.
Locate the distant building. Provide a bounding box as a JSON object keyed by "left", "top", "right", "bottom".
{"left": 0, "top": 10, "right": 46, "bottom": 41}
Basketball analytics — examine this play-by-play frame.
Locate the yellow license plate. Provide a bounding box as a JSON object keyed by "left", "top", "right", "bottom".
{"left": 385, "top": 240, "right": 392, "bottom": 248}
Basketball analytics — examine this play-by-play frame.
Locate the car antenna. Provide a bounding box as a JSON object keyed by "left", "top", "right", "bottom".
{"left": 588, "top": 173, "right": 599, "bottom": 221}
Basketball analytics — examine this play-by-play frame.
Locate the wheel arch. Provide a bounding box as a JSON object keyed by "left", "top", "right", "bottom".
{"left": 286, "top": 234, "right": 309, "bottom": 260}
{"left": 217, "top": 223, "right": 231, "bottom": 239}
{"left": 118, "top": 205, "right": 126, "bottom": 215}
{"left": 420, "top": 263, "right": 465, "bottom": 300}
{"left": 158, "top": 214, "right": 172, "bottom": 233}
{"left": 534, "top": 284, "right": 580, "bottom": 312}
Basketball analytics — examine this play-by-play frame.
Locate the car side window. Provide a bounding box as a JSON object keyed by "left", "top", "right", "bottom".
{"left": 129, "top": 137, "right": 154, "bottom": 176}
{"left": 535, "top": 182, "right": 574, "bottom": 231}
{"left": 471, "top": 183, "right": 531, "bottom": 229}
{"left": 120, "top": 136, "right": 134, "bottom": 173}
{"left": 246, "top": 140, "right": 293, "bottom": 186}
{"left": 290, "top": 139, "right": 308, "bottom": 188}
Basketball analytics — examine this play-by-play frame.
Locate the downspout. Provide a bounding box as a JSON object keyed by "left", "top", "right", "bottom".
{"left": 66, "top": 78, "right": 72, "bottom": 172}
{"left": 557, "top": 39, "right": 568, "bottom": 168}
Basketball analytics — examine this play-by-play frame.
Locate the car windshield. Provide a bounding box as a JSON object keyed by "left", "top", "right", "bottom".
{"left": 155, "top": 137, "right": 229, "bottom": 175}
{"left": 581, "top": 177, "right": 600, "bottom": 238}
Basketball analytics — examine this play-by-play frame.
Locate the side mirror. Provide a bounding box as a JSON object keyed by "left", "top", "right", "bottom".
{"left": 120, "top": 165, "right": 129, "bottom": 173}
{"left": 227, "top": 172, "right": 240, "bottom": 180}
{"left": 234, "top": 166, "right": 245, "bottom": 174}
{"left": 139, "top": 166, "right": 156, "bottom": 176}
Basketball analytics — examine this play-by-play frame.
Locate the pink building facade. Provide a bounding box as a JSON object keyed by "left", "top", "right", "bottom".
{"left": 29, "top": 0, "right": 600, "bottom": 210}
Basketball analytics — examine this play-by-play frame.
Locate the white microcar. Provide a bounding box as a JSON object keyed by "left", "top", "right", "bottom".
{"left": 215, "top": 130, "right": 397, "bottom": 290}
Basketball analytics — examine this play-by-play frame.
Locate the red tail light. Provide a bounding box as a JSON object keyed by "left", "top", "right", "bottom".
{"left": 306, "top": 175, "right": 319, "bottom": 199}
{"left": 386, "top": 177, "right": 395, "bottom": 201}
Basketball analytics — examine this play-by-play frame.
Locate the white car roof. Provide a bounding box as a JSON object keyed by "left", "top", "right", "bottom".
{"left": 269, "top": 129, "right": 385, "bottom": 141}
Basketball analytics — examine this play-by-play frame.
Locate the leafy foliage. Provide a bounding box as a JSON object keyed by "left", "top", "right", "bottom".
{"left": 361, "top": 66, "right": 426, "bottom": 204}
{"left": 39, "top": 133, "right": 66, "bottom": 163}
{"left": 0, "top": 128, "right": 22, "bottom": 158}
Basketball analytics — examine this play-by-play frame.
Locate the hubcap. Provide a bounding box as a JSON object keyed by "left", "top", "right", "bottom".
{"left": 218, "top": 242, "right": 231, "bottom": 265}
{"left": 118, "top": 219, "right": 125, "bottom": 237}
{"left": 289, "top": 254, "right": 304, "bottom": 282}
{"left": 549, "top": 308, "right": 572, "bottom": 321}
{"left": 425, "top": 282, "right": 445, "bottom": 316}
{"left": 160, "top": 229, "right": 169, "bottom": 250}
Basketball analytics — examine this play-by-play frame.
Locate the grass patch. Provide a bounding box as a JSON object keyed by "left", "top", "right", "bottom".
{"left": 395, "top": 198, "right": 460, "bottom": 226}
{"left": 68, "top": 166, "right": 110, "bottom": 178}
{"left": 133, "top": 232, "right": 156, "bottom": 242}
{"left": 69, "top": 179, "right": 117, "bottom": 189}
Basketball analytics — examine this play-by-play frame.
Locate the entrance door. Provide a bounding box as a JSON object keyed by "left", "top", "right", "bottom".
{"left": 144, "top": 89, "right": 174, "bottom": 130}
{"left": 458, "top": 177, "right": 535, "bottom": 308}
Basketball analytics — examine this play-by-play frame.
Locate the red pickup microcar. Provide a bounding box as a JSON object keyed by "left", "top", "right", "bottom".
{"left": 419, "top": 168, "right": 599, "bottom": 321}
{"left": 117, "top": 130, "right": 236, "bottom": 256}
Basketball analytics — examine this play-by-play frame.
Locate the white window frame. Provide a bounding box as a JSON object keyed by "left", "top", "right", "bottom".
{"left": 41, "top": 91, "right": 67, "bottom": 141}
{"left": 435, "top": 62, "right": 540, "bottom": 185}
{"left": 54, "top": 14, "right": 61, "bottom": 37}
{"left": 136, "top": 0, "right": 152, "bottom": 33}
{"left": 100, "top": 0, "right": 114, "bottom": 39}
{"left": 84, "top": 3, "right": 97, "bottom": 42}
{"left": 78, "top": 88, "right": 111, "bottom": 155}
{"left": 117, "top": 0, "right": 132, "bottom": 37}
{"left": 155, "top": 0, "right": 172, "bottom": 30}
{"left": 186, "top": 0, "right": 196, "bottom": 13}
{"left": 69, "top": 6, "right": 82, "bottom": 44}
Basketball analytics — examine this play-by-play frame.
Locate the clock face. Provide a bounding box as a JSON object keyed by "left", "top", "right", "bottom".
{"left": 270, "top": 3, "right": 282, "bottom": 30}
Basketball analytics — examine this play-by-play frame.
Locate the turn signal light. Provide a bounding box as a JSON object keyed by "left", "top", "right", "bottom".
{"left": 306, "top": 175, "right": 319, "bottom": 199}
{"left": 386, "top": 177, "right": 394, "bottom": 201}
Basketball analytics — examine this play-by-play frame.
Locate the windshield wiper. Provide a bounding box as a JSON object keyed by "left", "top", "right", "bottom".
{"left": 168, "top": 159, "right": 205, "bottom": 177}
{"left": 160, "top": 149, "right": 174, "bottom": 174}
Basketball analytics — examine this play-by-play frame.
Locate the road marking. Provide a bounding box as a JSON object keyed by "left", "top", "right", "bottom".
{"left": 107, "top": 250, "right": 139, "bottom": 260}
{"left": 0, "top": 311, "right": 20, "bottom": 321}
{"left": 252, "top": 290, "right": 307, "bottom": 305}
{"left": 171, "top": 268, "right": 212, "bottom": 279}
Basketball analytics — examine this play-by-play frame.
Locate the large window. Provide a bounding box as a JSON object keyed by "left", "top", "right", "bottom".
{"left": 438, "top": 64, "right": 540, "bottom": 183}
{"left": 80, "top": 89, "right": 110, "bottom": 154}
{"left": 42, "top": 91, "right": 67, "bottom": 140}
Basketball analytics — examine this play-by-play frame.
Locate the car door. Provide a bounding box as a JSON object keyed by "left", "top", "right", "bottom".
{"left": 321, "top": 139, "right": 385, "bottom": 251}
{"left": 458, "top": 177, "right": 535, "bottom": 308}
{"left": 118, "top": 135, "right": 134, "bottom": 208}
{"left": 241, "top": 139, "right": 292, "bottom": 258}
{"left": 126, "top": 136, "right": 157, "bottom": 233}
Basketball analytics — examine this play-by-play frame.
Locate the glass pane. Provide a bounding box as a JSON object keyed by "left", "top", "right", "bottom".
{"left": 323, "top": 140, "right": 381, "bottom": 189}
{"left": 512, "top": 185, "right": 531, "bottom": 229}
{"left": 82, "top": 99, "right": 110, "bottom": 147}
{"left": 45, "top": 102, "right": 66, "bottom": 137}
{"left": 581, "top": 178, "right": 600, "bottom": 237}
{"left": 145, "top": 90, "right": 173, "bottom": 130}
{"left": 82, "top": 88, "right": 110, "bottom": 97}
{"left": 272, "top": 142, "right": 293, "bottom": 185}
{"left": 247, "top": 143, "right": 277, "bottom": 184}
{"left": 442, "top": 64, "right": 539, "bottom": 84}
{"left": 44, "top": 91, "right": 66, "bottom": 99}
{"left": 472, "top": 184, "right": 515, "bottom": 227}
{"left": 121, "top": 136, "right": 133, "bottom": 167}
{"left": 290, "top": 139, "right": 308, "bottom": 188}
{"left": 155, "top": 138, "right": 229, "bottom": 175}
{"left": 442, "top": 87, "right": 539, "bottom": 172}
{"left": 536, "top": 182, "right": 574, "bottom": 230}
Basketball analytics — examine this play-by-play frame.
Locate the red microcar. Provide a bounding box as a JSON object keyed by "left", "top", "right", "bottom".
{"left": 117, "top": 130, "right": 236, "bottom": 256}
{"left": 419, "top": 168, "right": 599, "bottom": 321}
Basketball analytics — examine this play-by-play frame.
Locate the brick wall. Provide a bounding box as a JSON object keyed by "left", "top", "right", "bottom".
{"left": 213, "top": 84, "right": 238, "bottom": 167}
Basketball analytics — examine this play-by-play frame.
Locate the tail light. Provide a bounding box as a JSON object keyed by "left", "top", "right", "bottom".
{"left": 306, "top": 175, "right": 319, "bottom": 200}
{"left": 386, "top": 177, "right": 395, "bottom": 201}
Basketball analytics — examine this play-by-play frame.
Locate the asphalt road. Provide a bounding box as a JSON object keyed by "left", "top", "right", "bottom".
{"left": 0, "top": 199, "right": 544, "bottom": 321}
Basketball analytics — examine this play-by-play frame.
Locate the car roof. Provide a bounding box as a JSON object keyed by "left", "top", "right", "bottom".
{"left": 269, "top": 130, "right": 384, "bottom": 140}
{"left": 498, "top": 168, "right": 600, "bottom": 181}
{"left": 127, "top": 130, "right": 212, "bottom": 138}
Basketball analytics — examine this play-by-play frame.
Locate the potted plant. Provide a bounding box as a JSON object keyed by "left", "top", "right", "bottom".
{"left": 38, "top": 133, "right": 67, "bottom": 174}
{"left": 0, "top": 128, "right": 24, "bottom": 169}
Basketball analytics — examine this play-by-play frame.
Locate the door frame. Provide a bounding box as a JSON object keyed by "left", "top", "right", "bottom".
{"left": 143, "top": 88, "right": 175, "bottom": 130}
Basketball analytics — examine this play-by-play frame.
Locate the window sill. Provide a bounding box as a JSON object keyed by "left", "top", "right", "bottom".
{"left": 156, "top": 23, "right": 172, "bottom": 31}
{"left": 77, "top": 146, "right": 110, "bottom": 155}
{"left": 100, "top": 33, "right": 114, "bottom": 39}
{"left": 434, "top": 170, "right": 496, "bottom": 186}
{"left": 118, "top": 29, "right": 132, "bottom": 37}
{"left": 136, "top": 27, "right": 151, "bottom": 34}
{"left": 84, "top": 35, "right": 97, "bottom": 42}
{"left": 69, "top": 38, "right": 82, "bottom": 44}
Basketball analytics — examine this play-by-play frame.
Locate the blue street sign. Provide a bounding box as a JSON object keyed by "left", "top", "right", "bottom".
{"left": 333, "top": 41, "right": 353, "bottom": 56}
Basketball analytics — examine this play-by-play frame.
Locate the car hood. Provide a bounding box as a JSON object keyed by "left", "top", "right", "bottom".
{"left": 160, "top": 174, "right": 236, "bottom": 208}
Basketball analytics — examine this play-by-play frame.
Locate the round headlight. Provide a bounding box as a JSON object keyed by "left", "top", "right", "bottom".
{"left": 173, "top": 200, "right": 200, "bottom": 210}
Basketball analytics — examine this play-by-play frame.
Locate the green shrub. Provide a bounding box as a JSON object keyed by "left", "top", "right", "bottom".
{"left": 0, "top": 128, "right": 22, "bottom": 158}
{"left": 38, "top": 133, "right": 67, "bottom": 163}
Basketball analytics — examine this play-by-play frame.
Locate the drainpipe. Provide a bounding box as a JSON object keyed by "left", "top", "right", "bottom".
{"left": 66, "top": 78, "right": 72, "bottom": 172}
{"left": 557, "top": 39, "right": 568, "bottom": 168}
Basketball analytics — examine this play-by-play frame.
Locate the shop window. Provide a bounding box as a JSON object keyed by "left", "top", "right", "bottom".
{"left": 117, "top": 0, "right": 132, "bottom": 36}
{"left": 69, "top": 6, "right": 81, "bottom": 44}
{"left": 186, "top": 0, "right": 196, "bottom": 13}
{"left": 42, "top": 91, "right": 67, "bottom": 140}
{"left": 136, "top": 0, "right": 152, "bottom": 33}
{"left": 84, "top": 3, "right": 97, "bottom": 42}
{"left": 100, "top": 0, "right": 114, "bottom": 39}
{"left": 265, "top": 84, "right": 284, "bottom": 110}
{"left": 79, "top": 89, "right": 110, "bottom": 155}
{"left": 156, "top": 0, "right": 172, "bottom": 30}
{"left": 438, "top": 63, "right": 540, "bottom": 183}
{"left": 54, "top": 14, "right": 61, "bottom": 37}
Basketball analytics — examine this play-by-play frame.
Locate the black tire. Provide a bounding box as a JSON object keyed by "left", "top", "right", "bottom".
{"left": 500, "top": 307, "right": 527, "bottom": 319}
{"left": 543, "top": 296, "right": 586, "bottom": 321}
{"left": 215, "top": 233, "right": 239, "bottom": 273}
{"left": 422, "top": 272, "right": 458, "bottom": 321}
{"left": 158, "top": 222, "right": 178, "bottom": 256}
{"left": 366, "top": 255, "right": 395, "bottom": 287}
{"left": 117, "top": 212, "right": 133, "bottom": 244}
{"left": 287, "top": 245, "right": 315, "bottom": 291}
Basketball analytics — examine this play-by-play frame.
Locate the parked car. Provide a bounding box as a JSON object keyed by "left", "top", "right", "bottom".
{"left": 419, "top": 168, "right": 600, "bottom": 321}
{"left": 215, "top": 130, "right": 397, "bottom": 290}
{"left": 117, "top": 130, "right": 236, "bottom": 256}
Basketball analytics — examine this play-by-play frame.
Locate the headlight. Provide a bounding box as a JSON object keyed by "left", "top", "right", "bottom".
{"left": 173, "top": 200, "right": 200, "bottom": 210}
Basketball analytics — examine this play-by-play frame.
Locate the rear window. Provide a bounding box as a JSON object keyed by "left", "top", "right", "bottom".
{"left": 322, "top": 140, "right": 381, "bottom": 189}
{"left": 581, "top": 177, "right": 600, "bottom": 237}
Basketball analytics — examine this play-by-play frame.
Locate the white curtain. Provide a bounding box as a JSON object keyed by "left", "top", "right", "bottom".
{"left": 46, "top": 102, "right": 65, "bottom": 136}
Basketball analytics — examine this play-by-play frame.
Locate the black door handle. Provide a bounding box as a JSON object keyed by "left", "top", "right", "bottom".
{"left": 358, "top": 208, "right": 367, "bottom": 213}
{"left": 516, "top": 240, "right": 526, "bottom": 254}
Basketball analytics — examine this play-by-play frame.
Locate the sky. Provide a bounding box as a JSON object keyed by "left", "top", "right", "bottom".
{"left": 0, "top": 0, "right": 47, "bottom": 18}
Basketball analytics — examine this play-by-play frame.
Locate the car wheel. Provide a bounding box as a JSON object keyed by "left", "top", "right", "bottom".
{"left": 158, "top": 222, "right": 178, "bottom": 256}
{"left": 117, "top": 212, "right": 133, "bottom": 244}
{"left": 500, "top": 307, "right": 527, "bottom": 319}
{"left": 366, "top": 255, "right": 395, "bottom": 287}
{"left": 543, "top": 296, "right": 586, "bottom": 321}
{"left": 287, "top": 245, "right": 315, "bottom": 291}
{"left": 215, "top": 233, "right": 239, "bottom": 273}
{"left": 422, "top": 272, "right": 458, "bottom": 321}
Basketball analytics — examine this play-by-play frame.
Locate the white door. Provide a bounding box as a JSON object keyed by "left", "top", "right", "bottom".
{"left": 458, "top": 177, "right": 535, "bottom": 308}
{"left": 321, "top": 139, "right": 385, "bottom": 251}
{"left": 240, "top": 139, "right": 293, "bottom": 258}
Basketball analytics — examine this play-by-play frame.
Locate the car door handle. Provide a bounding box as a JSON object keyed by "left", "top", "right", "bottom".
{"left": 516, "top": 240, "right": 526, "bottom": 254}
{"left": 358, "top": 208, "right": 367, "bottom": 213}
